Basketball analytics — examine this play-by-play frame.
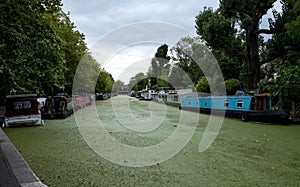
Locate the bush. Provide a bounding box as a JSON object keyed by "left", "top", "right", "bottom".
{"left": 225, "top": 79, "right": 241, "bottom": 95}
{"left": 196, "top": 77, "right": 209, "bottom": 92}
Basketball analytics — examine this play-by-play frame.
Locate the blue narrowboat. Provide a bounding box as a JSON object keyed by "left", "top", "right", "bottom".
{"left": 180, "top": 94, "right": 289, "bottom": 123}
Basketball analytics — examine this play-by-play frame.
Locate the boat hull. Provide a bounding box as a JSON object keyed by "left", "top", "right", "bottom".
{"left": 180, "top": 105, "right": 289, "bottom": 123}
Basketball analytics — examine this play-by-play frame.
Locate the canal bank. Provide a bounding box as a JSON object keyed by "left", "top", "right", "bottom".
{"left": 0, "top": 108, "right": 46, "bottom": 186}
{"left": 0, "top": 128, "right": 47, "bottom": 187}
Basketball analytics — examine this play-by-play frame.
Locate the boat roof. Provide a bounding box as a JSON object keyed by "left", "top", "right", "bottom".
{"left": 211, "top": 95, "right": 251, "bottom": 98}
{"left": 184, "top": 95, "right": 270, "bottom": 99}
{"left": 6, "top": 94, "right": 37, "bottom": 99}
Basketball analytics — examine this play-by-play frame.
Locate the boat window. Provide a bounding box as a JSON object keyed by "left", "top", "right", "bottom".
{"left": 14, "top": 100, "right": 32, "bottom": 110}
{"left": 212, "top": 100, "right": 214, "bottom": 107}
{"left": 224, "top": 100, "right": 229, "bottom": 107}
{"left": 174, "top": 95, "right": 178, "bottom": 102}
{"left": 204, "top": 100, "right": 208, "bottom": 106}
{"left": 237, "top": 100, "right": 243, "bottom": 108}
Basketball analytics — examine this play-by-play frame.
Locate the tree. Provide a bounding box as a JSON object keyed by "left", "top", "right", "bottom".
{"left": 153, "top": 44, "right": 171, "bottom": 74}
{"left": 168, "top": 66, "right": 193, "bottom": 88}
{"left": 56, "top": 12, "right": 88, "bottom": 94}
{"left": 148, "top": 44, "right": 171, "bottom": 88}
{"left": 170, "top": 36, "right": 204, "bottom": 84}
{"left": 213, "top": 50, "right": 242, "bottom": 80}
{"left": 112, "top": 80, "right": 125, "bottom": 92}
{"left": 127, "top": 72, "right": 148, "bottom": 91}
{"left": 95, "top": 69, "right": 114, "bottom": 93}
{"left": 0, "top": 0, "right": 66, "bottom": 98}
{"left": 196, "top": 1, "right": 280, "bottom": 90}
{"left": 196, "top": 77, "right": 209, "bottom": 93}
{"left": 73, "top": 53, "right": 98, "bottom": 93}
{"left": 225, "top": 79, "right": 241, "bottom": 95}
{"left": 170, "top": 36, "right": 227, "bottom": 94}
{"left": 258, "top": 0, "right": 300, "bottom": 110}
{"left": 0, "top": 0, "right": 96, "bottom": 103}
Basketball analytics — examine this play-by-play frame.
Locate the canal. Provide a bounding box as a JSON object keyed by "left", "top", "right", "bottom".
{"left": 4, "top": 95, "right": 300, "bottom": 186}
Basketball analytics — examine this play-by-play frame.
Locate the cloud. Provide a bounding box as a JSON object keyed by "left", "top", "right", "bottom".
{"left": 62, "top": 0, "right": 219, "bottom": 47}
{"left": 62, "top": 0, "right": 282, "bottom": 83}
{"left": 88, "top": 22, "right": 193, "bottom": 83}
{"left": 102, "top": 44, "right": 158, "bottom": 83}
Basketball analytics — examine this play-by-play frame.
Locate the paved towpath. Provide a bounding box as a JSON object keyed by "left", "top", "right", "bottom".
{"left": 0, "top": 144, "right": 19, "bottom": 187}
{"left": 0, "top": 106, "right": 46, "bottom": 187}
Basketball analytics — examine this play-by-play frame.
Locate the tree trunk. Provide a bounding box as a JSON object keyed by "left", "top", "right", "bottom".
{"left": 245, "top": 20, "right": 260, "bottom": 91}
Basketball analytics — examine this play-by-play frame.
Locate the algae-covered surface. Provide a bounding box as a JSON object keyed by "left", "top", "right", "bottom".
{"left": 4, "top": 95, "right": 300, "bottom": 186}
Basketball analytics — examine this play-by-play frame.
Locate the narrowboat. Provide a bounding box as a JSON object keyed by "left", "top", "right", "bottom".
{"left": 156, "top": 91, "right": 180, "bottom": 107}
{"left": 139, "top": 90, "right": 157, "bottom": 101}
{"left": 129, "top": 90, "right": 137, "bottom": 97}
{"left": 96, "top": 93, "right": 108, "bottom": 100}
{"left": 155, "top": 89, "right": 194, "bottom": 107}
{"left": 2, "top": 94, "right": 44, "bottom": 127}
{"left": 41, "top": 95, "right": 73, "bottom": 119}
{"left": 96, "top": 93, "right": 112, "bottom": 100}
{"left": 73, "top": 95, "right": 92, "bottom": 109}
{"left": 180, "top": 94, "right": 289, "bottom": 123}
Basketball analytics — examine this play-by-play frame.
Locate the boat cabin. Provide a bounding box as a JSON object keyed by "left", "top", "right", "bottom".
{"left": 180, "top": 94, "right": 288, "bottom": 122}
{"left": 199, "top": 95, "right": 272, "bottom": 111}
{"left": 3, "top": 94, "right": 43, "bottom": 127}
{"left": 42, "top": 95, "right": 73, "bottom": 119}
{"left": 181, "top": 95, "right": 272, "bottom": 112}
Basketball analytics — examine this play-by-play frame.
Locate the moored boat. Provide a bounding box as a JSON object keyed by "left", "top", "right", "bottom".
{"left": 2, "top": 94, "right": 44, "bottom": 127}
{"left": 41, "top": 95, "right": 74, "bottom": 119}
{"left": 180, "top": 93, "right": 289, "bottom": 123}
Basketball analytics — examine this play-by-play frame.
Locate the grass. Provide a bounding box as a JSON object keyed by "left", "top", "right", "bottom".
{"left": 4, "top": 96, "right": 300, "bottom": 186}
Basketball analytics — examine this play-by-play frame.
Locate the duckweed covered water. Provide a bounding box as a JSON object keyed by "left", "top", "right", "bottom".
{"left": 4, "top": 95, "right": 300, "bottom": 186}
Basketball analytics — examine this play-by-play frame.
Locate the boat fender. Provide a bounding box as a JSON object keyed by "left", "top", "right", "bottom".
{"left": 241, "top": 112, "right": 248, "bottom": 122}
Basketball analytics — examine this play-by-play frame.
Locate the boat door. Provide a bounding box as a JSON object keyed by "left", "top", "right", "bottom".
{"left": 252, "top": 96, "right": 271, "bottom": 111}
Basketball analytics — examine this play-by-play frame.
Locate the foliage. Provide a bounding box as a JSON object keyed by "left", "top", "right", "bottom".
{"left": 195, "top": 1, "right": 278, "bottom": 90}
{"left": 148, "top": 44, "right": 171, "bottom": 88}
{"left": 163, "top": 35, "right": 227, "bottom": 94}
{"left": 195, "top": 7, "right": 241, "bottom": 54}
{"left": 196, "top": 77, "right": 209, "bottom": 93}
{"left": 127, "top": 72, "right": 148, "bottom": 91}
{"left": 73, "top": 53, "right": 103, "bottom": 93}
{"left": 56, "top": 12, "right": 88, "bottom": 94}
{"left": 168, "top": 66, "right": 193, "bottom": 89}
{"left": 170, "top": 36, "right": 204, "bottom": 84}
{"left": 112, "top": 80, "right": 125, "bottom": 92}
{"left": 258, "top": 64, "right": 300, "bottom": 109}
{"left": 95, "top": 69, "right": 114, "bottom": 94}
{"left": 0, "top": 0, "right": 113, "bottom": 103}
{"left": 0, "top": 0, "right": 66, "bottom": 97}
{"left": 258, "top": 0, "right": 300, "bottom": 109}
{"left": 225, "top": 79, "right": 241, "bottom": 95}
{"left": 213, "top": 50, "right": 242, "bottom": 80}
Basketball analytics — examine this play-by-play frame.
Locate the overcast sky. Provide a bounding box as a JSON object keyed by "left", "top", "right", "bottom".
{"left": 62, "top": 0, "right": 281, "bottom": 84}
